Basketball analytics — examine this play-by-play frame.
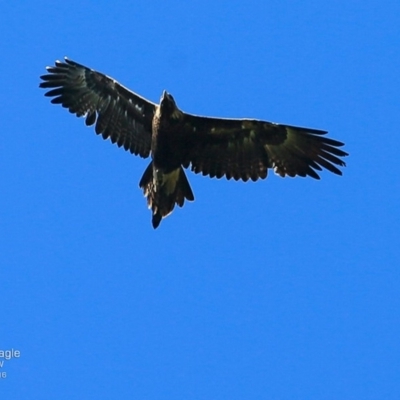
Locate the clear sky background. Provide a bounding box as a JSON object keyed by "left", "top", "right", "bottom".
{"left": 1, "top": 1, "right": 399, "bottom": 399}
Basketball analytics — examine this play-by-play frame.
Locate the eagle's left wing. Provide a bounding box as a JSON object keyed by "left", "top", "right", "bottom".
{"left": 180, "top": 113, "right": 348, "bottom": 181}
{"left": 40, "top": 58, "right": 155, "bottom": 158}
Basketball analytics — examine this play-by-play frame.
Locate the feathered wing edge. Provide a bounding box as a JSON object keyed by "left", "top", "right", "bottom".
{"left": 265, "top": 125, "right": 348, "bottom": 180}
{"left": 39, "top": 57, "right": 155, "bottom": 158}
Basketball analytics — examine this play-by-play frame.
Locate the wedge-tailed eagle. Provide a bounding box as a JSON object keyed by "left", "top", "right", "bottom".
{"left": 40, "top": 58, "right": 348, "bottom": 228}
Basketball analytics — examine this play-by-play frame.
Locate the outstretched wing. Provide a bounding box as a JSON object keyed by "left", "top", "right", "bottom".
{"left": 40, "top": 58, "right": 155, "bottom": 158}
{"left": 181, "top": 114, "right": 348, "bottom": 181}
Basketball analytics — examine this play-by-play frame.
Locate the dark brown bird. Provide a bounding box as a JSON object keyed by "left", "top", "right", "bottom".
{"left": 40, "top": 58, "right": 348, "bottom": 228}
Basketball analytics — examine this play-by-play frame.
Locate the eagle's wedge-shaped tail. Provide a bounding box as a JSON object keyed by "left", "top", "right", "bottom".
{"left": 139, "top": 162, "right": 194, "bottom": 228}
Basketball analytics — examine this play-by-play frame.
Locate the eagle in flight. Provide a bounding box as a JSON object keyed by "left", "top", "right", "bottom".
{"left": 40, "top": 58, "right": 348, "bottom": 228}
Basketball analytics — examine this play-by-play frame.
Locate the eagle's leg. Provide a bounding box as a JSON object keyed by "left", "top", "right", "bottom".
{"left": 139, "top": 162, "right": 194, "bottom": 228}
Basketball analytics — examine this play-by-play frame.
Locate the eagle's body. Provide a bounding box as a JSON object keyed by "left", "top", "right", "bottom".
{"left": 40, "top": 58, "right": 348, "bottom": 228}
{"left": 141, "top": 92, "right": 194, "bottom": 227}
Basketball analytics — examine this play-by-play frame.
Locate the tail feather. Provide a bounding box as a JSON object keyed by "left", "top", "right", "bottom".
{"left": 139, "top": 162, "right": 194, "bottom": 228}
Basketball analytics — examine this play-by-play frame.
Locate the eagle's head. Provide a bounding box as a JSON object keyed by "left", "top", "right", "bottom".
{"left": 159, "top": 90, "right": 182, "bottom": 120}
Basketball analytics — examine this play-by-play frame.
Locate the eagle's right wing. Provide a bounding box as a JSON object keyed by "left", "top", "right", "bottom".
{"left": 180, "top": 113, "right": 347, "bottom": 181}
{"left": 40, "top": 58, "right": 155, "bottom": 158}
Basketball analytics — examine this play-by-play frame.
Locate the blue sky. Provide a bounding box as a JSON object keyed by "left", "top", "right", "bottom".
{"left": 1, "top": 1, "right": 399, "bottom": 398}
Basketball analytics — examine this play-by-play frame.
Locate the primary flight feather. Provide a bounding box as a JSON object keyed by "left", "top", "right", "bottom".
{"left": 40, "top": 58, "right": 348, "bottom": 228}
